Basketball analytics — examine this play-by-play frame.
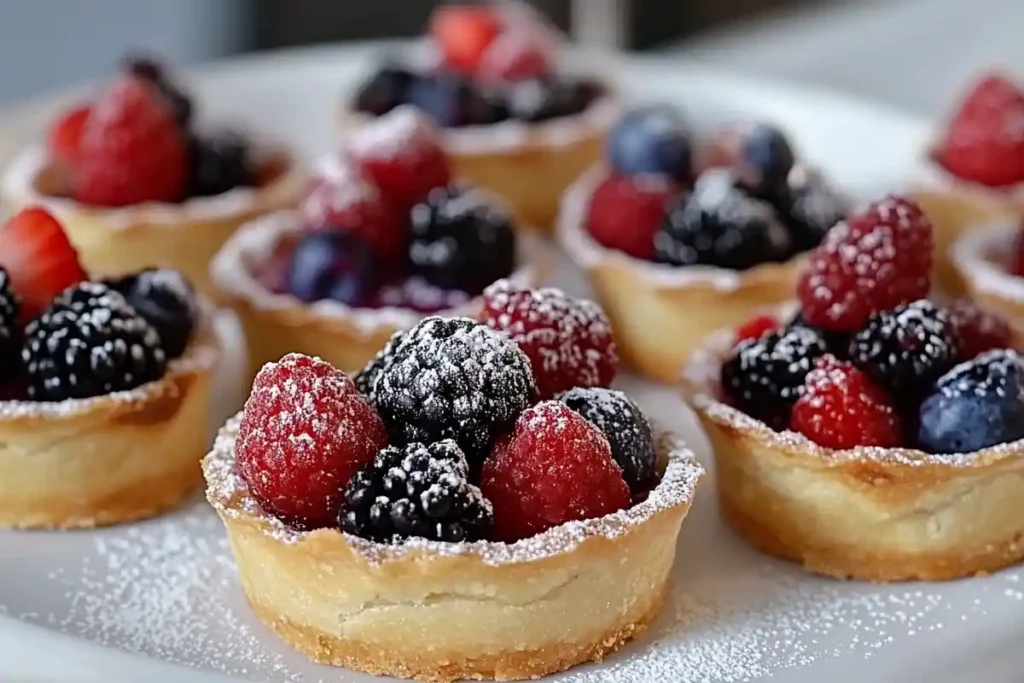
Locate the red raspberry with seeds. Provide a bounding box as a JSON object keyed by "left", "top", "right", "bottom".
{"left": 944, "top": 298, "right": 1014, "bottom": 361}
{"left": 790, "top": 354, "right": 903, "bottom": 450}
{"left": 430, "top": 5, "right": 502, "bottom": 75}
{"left": 481, "top": 280, "right": 617, "bottom": 399}
{"left": 47, "top": 104, "right": 92, "bottom": 166}
{"left": 935, "top": 72, "right": 1024, "bottom": 188}
{"left": 481, "top": 401, "right": 630, "bottom": 542}
{"left": 236, "top": 353, "right": 388, "bottom": 530}
{"left": 796, "top": 195, "right": 932, "bottom": 332}
{"left": 734, "top": 314, "right": 778, "bottom": 344}
{"left": 585, "top": 173, "right": 676, "bottom": 260}
{"left": 74, "top": 76, "right": 187, "bottom": 206}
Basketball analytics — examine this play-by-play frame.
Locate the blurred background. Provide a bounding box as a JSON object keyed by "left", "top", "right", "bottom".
{"left": 0, "top": 0, "right": 1019, "bottom": 116}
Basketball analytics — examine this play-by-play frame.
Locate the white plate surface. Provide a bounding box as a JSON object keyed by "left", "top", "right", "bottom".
{"left": 3, "top": 43, "right": 1015, "bottom": 683}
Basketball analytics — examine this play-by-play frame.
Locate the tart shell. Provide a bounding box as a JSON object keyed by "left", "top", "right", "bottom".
{"left": 950, "top": 221, "right": 1024, "bottom": 333}
{"left": 682, "top": 326, "right": 1024, "bottom": 582}
{"left": 204, "top": 416, "right": 702, "bottom": 682}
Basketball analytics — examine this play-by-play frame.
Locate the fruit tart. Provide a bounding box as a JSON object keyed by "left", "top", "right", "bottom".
{"left": 912, "top": 71, "right": 1024, "bottom": 294}
{"left": 950, "top": 217, "right": 1024, "bottom": 333}
{"left": 210, "top": 107, "right": 543, "bottom": 380}
{"left": 0, "top": 207, "right": 217, "bottom": 529}
{"left": 1, "top": 56, "right": 308, "bottom": 294}
{"left": 204, "top": 284, "right": 702, "bottom": 681}
{"left": 343, "top": 2, "right": 618, "bottom": 231}
{"left": 683, "top": 195, "right": 1024, "bottom": 582}
{"left": 559, "top": 107, "right": 849, "bottom": 382}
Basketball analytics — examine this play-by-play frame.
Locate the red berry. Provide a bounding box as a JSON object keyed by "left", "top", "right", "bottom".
{"left": 585, "top": 173, "right": 676, "bottom": 260}
{"left": 349, "top": 107, "right": 452, "bottom": 210}
{"left": 797, "top": 196, "right": 932, "bottom": 332}
{"left": 0, "top": 208, "right": 87, "bottom": 322}
{"left": 481, "top": 280, "right": 618, "bottom": 399}
{"left": 236, "top": 353, "right": 388, "bottom": 530}
{"left": 481, "top": 401, "right": 630, "bottom": 542}
{"left": 74, "top": 76, "right": 187, "bottom": 207}
{"left": 477, "top": 30, "right": 553, "bottom": 82}
{"left": 430, "top": 5, "right": 502, "bottom": 75}
{"left": 790, "top": 355, "right": 903, "bottom": 450}
{"left": 47, "top": 104, "right": 92, "bottom": 166}
{"left": 945, "top": 298, "right": 1013, "bottom": 361}
{"left": 735, "top": 314, "right": 778, "bottom": 344}
{"left": 936, "top": 73, "right": 1024, "bottom": 187}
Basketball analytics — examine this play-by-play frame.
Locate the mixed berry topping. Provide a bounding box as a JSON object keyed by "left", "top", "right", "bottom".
{"left": 106, "top": 268, "right": 199, "bottom": 360}
{"left": 779, "top": 165, "right": 850, "bottom": 253}
{"left": 734, "top": 314, "right": 779, "bottom": 345}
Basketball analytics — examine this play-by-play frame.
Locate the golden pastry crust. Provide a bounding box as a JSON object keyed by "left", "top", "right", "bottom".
{"left": 0, "top": 320, "right": 220, "bottom": 529}
{"left": 682, "top": 326, "right": 1024, "bottom": 582}
{"left": 0, "top": 146, "right": 309, "bottom": 295}
{"left": 204, "top": 418, "right": 702, "bottom": 681}
{"left": 950, "top": 221, "right": 1024, "bottom": 335}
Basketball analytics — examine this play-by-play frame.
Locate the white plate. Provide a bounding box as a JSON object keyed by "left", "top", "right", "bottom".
{"left": 3, "top": 43, "right": 1013, "bottom": 683}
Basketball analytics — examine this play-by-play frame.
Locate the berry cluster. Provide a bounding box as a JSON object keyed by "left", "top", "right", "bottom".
{"left": 237, "top": 285, "right": 653, "bottom": 545}
{"left": 280, "top": 107, "right": 517, "bottom": 311}
{"left": 722, "top": 196, "right": 1024, "bottom": 454}
{"left": 47, "top": 55, "right": 257, "bottom": 207}
{"left": 354, "top": 5, "right": 603, "bottom": 127}
{"left": 586, "top": 110, "right": 848, "bottom": 271}
{"left": 0, "top": 208, "right": 198, "bottom": 401}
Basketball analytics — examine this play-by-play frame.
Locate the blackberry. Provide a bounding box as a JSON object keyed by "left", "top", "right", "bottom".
{"left": 187, "top": 130, "right": 255, "bottom": 198}
{"left": 787, "top": 310, "right": 851, "bottom": 359}
{"left": 721, "top": 326, "right": 828, "bottom": 429}
{"left": 653, "top": 170, "right": 790, "bottom": 270}
{"left": 354, "top": 63, "right": 417, "bottom": 117}
{"left": 372, "top": 317, "right": 535, "bottom": 465}
{"left": 354, "top": 329, "right": 406, "bottom": 397}
{"left": 777, "top": 166, "right": 848, "bottom": 252}
{"left": 340, "top": 440, "right": 493, "bottom": 543}
{"left": 848, "top": 299, "right": 959, "bottom": 404}
{"left": 23, "top": 283, "right": 166, "bottom": 401}
{"left": 559, "top": 387, "right": 657, "bottom": 493}
{"left": 124, "top": 54, "right": 193, "bottom": 128}
{"left": 107, "top": 268, "right": 198, "bottom": 359}
{"left": 0, "top": 268, "right": 21, "bottom": 384}
{"left": 408, "top": 185, "right": 517, "bottom": 295}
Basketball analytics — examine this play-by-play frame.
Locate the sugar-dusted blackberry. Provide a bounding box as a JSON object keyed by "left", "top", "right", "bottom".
{"left": 372, "top": 317, "right": 535, "bottom": 465}
{"left": 777, "top": 165, "right": 849, "bottom": 252}
{"left": 559, "top": 387, "right": 657, "bottom": 493}
{"left": 0, "top": 268, "right": 21, "bottom": 384}
{"left": 186, "top": 129, "right": 256, "bottom": 198}
{"left": 107, "top": 268, "right": 198, "bottom": 359}
{"left": 354, "top": 329, "right": 406, "bottom": 398}
{"left": 353, "top": 63, "right": 417, "bottom": 117}
{"left": 124, "top": 54, "right": 193, "bottom": 128}
{"left": 653, "top": 169, "right": 790, "bottom": 270}
{"left": 340, "top": 440, "right": 493, "bottom": 543}
{"left": 848, "top": 299, "right": 960, "bottom": 403}
{"left": 787, "top": 310, "right": 851, "bottom": 359}
{"left": 408, "top": 184, "right": 517, "bottom": 295}
{"left": 721, "top": 326, "right": 828, "bottom": 429}
{"left": 23, "top": 282, "right": 166, "bottom": 401}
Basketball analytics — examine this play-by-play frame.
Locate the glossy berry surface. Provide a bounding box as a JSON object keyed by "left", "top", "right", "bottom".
{"left": 236, "top": 353, "right": 387, "bottom": 530}
{"left": 353, "top": 64, "right": 417, "bottom": 117}
{"left": 302, "top": 169, "right": 404, "bottom": 263}
{"left": 340, "top": 440, "right": 493, "bottom": 543}
{"left": 944, "top": 298, "right": 1013, "bottom": 361}
{"left": 607, "top": 105, "right": 693, "bottom": 182}
{"left": 481, "top": 401, "right": 630, "bottom": 542}
{"left": 430, "top": 5, "right": 502, "bottom": 75}
{"left": 778, "top": 165, "right": 848, "bottom": 252}
{"left": 286, "top": 231, "right": 380, "bottom": 308}
{"left": 735, "top": 124, "right": 795, "bottom": 198}
{"left": 0, "top": 269, "right": 21, "bottom": 385}
{"left": 585, "top": 173, "right": 675, "bottom": 261}
{"left": 186, "top": 129, "right": 255, "bottom": 198}
{"left": 918, "top": 350, "right": 1024, "bottom": 453}
{"left": 48, "top": 104, "right": 91, "bottom": 165}
{"left": 107, "top": 268, "right": 198, "bottom": 359}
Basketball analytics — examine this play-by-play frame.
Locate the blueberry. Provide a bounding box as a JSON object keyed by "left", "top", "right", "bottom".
{"left": 187, "top": 129, "right": 255, "bottom": 198}
{"left": 354, "top": 64, "right": 417, "bottom": 117}
{"left": 407, "top": 72, "right": 506, "bottom": 127}
{"left": 607, "top": 105, "right": 693, "bottom": 183}
{"left": 736, "top": 124, "right": 795, "bottom": 199}
{"left": 918, "top": 350, "right": 1024, "bottom": 453}
{"left": 287, "top": 231, "right": 379, "bottom": 307}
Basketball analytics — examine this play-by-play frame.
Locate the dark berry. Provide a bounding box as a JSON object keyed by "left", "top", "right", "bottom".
{"left": 287, "top": 231, "right": 380, "bottom": 307}
{"left": 848, "top": 300, "right": 960, "bottom": 404}
{"left": 787, "top": 311, "right": 851, "bottom": 359}
{"left": 123, "top": 54, "right": 192, "bottom": 128}
{"left": 354, "top": 329, "right": 405, "bottom": 397}
{"left": 504, "top": 77, "right": 601, "bottom": 123}
{"left": 340, "top": 441, "right": 493, "bottom": 543}
{"left": 721, "top": 326, "right": 828, "bottom": 429}
{"left": 544, "top": 77, "right": 605, "bottom": 119}
{"left": 736, "top": 124, "right": 795, "bottom": 199}
{"left": 607, "top": 105, "right": 693, "bottom": 182}
{"left": 408, "top": 185, "right": 516, "bottom": 295}
{"left": 406, "top": 72, "right": 506, "bottom": 127}
{"left": 23, "top": 283, "right": 166, "bottom": 401}
{"left": 654, "top": 170, "right": 790, "bottom": 269}
{"left": 371, "top": 317, "right": 535, "bottom": 466}
{"left": 354, "top": 64, "right": 417, "bottom": 117}
{"left": 559, "top": 387, "right": 656, "bottom": 493}
{"left": 0, "top": 268, "right": 21, "bottom": 384}
{"left": 777, "top": 165, "right": 848, "bottom": 252}
{"left": 107, "top": 268, "right": 197, "bottom": 359}
{"left": 187, "top": 129, "right": 255, "bottom": 198}
{"left": 918, "top": 350, "right": 1024, "bottom": 453}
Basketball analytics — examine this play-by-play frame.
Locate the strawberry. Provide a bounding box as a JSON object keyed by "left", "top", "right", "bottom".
{"left": 47, "top": 104, "right": 92, "bottom": 166}
{"left": 430, "top": 5, "right": 502, "bottom": 75}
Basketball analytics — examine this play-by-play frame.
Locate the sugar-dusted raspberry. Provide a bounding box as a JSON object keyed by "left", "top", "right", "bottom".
{"left": 349, "top": 106, "right": 452, "bottom": 209}
{"left": 944, "top": 298, "right": 1014, "bottom": 361}
{"left": 481, "top": 401, "right": 630, "bottom": 542}
{"left": 790, "top": 355, "right": 903, "bottom": 450}
{"left": 236, "top": 353, "right": 388, "bottom": 530}
{"left": 797, "top": 196, "right": 933, "bottom": 332}
{"left": 481, "top": 280, "right": 617, "bottom": 399}
{"left": 584, "top": 173, "right": 676, "bottom": 261}
{"left": 734, "top": 314, "right": 778, "bottom": 344}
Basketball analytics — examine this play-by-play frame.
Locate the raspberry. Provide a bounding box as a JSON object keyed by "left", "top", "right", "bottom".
{"left": 735, "top": 314, "right": 779, "bottom": 344}
{"left": 350, "top": 106, "right": 452, "bottom": 210}
{"left": 236, "top": 353, "right": 387, "bottom": 530}
{"left": 481, "top": 401, "right": 630, "bottom": 542}
{"left": 74, "top": 76, "right": 187, "bottom": 206}
{"left": 790, "top": 355, "right": 903, "bottom": 450}
{"left": 48, "top": 104, "right": 91, "bottom": 166}
{"left": 584, "top": 173, "right": 675, "bottom": 261}
{"left": 944, "top": 298, "right": 1013, "bottom": 361}
{"left": 936, "top": 73, "right": 1024, "bottom": 187}
{"left": 481, "top": 280, "right": 617, "bottom": 399}
{"left": 797, "top": 196, "right": 933, "bottom": 332}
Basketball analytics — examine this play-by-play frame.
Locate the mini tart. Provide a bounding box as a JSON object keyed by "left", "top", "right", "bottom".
{"left": 0, "top": 145, "right": 309, "bottom": 295}
{"left": 951, "top": 220, "right": 1024, "bottom": 332}
{"left": 682, "top": 326, "right": 1024, "bottom": 582}
{"left": 0, "top": 315, "right": 220, "bottom": 529}
{"left": 558, "top": 167, "right": 802, "bottom": 383}
{"left": 204, "top": 416, "right": 702, "bottom": 682}
{"left": 209, "top": 210, "right": 546, "bottom": 381}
